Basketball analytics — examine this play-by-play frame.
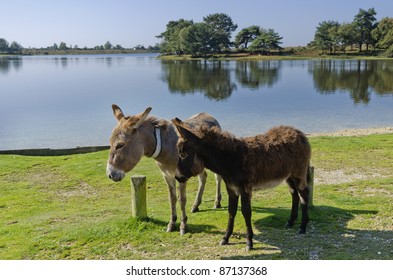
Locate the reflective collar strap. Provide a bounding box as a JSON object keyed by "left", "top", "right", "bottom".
{"left": 150, "top": 126, "right": 161, "bottom": 159}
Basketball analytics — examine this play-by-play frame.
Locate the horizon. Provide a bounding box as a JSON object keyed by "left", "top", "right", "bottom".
{"left": 1, "top": 0, "right": 392, "bottom": 49}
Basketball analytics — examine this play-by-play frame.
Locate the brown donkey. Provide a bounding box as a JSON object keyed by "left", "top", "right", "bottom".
{"left": 172, "top": 118, "right": 312, "bottom": 250}
{"left": 106, "top": 105, "right": 222, "bottom": 235}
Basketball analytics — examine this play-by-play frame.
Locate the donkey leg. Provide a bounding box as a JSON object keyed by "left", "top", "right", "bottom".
{"left": 220, "top": 189, "right": 239, "bottom": 246}
{"left": 163, "top": 175, "right": 177, "bottom": 232}
{"left": 191, "top": 170, "right": 207, "bottom": 213}
{"left": 240, "top": 191, "right": 253, "bottom": 251}
{"left": 286, "top": 177, "right": 300, "bottom": 228}
{"left": 214, "top": 174, "right": 222, "bottom": 209}
{"left": 298, "top": 186, "right": 310, "bottom": 234}
{"left": 178, "top": 181, "right": 188, "bottom": 235}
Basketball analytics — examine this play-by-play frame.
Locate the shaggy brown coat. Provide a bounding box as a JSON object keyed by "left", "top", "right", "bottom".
{"left": 173, "top": 119, "right": 312, "bottom": 250}
{"left": 195, "top": 125, "right": 311, "bottom": 193}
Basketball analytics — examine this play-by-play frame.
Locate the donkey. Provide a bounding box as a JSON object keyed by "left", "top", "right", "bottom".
{"left": 172, "top": 118, "right": 312, "bottom": 250}
{"left": 106, "top": 105, "right": 222, "bottom": 235}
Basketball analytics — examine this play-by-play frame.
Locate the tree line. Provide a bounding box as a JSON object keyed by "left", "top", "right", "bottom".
{"left": 2, "top": 8, "right": 391, "bottom": 57}
{"left": 0, "top": 38, "right": 159, "bottom": 54}
{"left": 157, "top": 9, "right": 392, "bottom": 57}
{"left": 309, "top": 8, "right": 393, "bottom": 56}
{"left": 157, "top": 13, "right": 283, "bottom": 57}
{"left": 0, "top": 39, "right": 23, "bottom": 54}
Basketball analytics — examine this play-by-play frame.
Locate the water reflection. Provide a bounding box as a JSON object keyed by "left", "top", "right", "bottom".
{"left": 0, "top": 56, "right": 23, "bottom": 73}
{"left": 160, "top": 60, "right": 283, "bottom": 100}
{"left": 309, "top": 60, "right": 393, "bottom": 104}
{"left": 160, "top": 60, "right": 237, "bottom": 100}
{"left": 2, "top": 56, "right": 392, "bottom": 105}
{"left": 235, "top": 60, "right": 281, "bottom": 89}
{"left": 50, "top": 55, "right": 126, "bottom": 68}
{"left": 0, "top": 55, "right": 130, "bottom": 72}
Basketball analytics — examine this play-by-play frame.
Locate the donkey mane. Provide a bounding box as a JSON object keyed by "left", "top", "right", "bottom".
{"left": 199, "top": 125, "right": 240, "bottom": 152}
{"left": 138, "top": 115, "right": 170, "bottom": 130}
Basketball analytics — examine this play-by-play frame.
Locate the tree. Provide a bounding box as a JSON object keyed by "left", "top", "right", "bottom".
{"left": 181, "top": 22, "right": 212, "bottom": 57}
{"left": 372, "top": 17, "right": 393, "bottom": 57}
{"left": 338, "top": 23, "right": 357, "bottom": 51}
{"left": 372, "top": 17, "right": 393, "bottom": 49}
{"left": 9, "top": 41, "right": 23, "bottom": 53}
{"left": 264, "top": 29, "right": 283, "bottom": 51}
{"left": 353, "top": 8, "right": 377, "bottom": 51}
{"left": 59, "top": 42, "right": 67, "bottom": 50}
{"left": 133, "top": 45, "right": 146, "bottom": 50}
{"left": 157, "top": 19, "right": 194, "bottom": 54}
{"left": 104, "top": 41, "right": 113, "bottom": 50}
{"left": 203, "top": 13, "right": 237, "bottom": 52}
{"left": 248, "top": 28, "right": 283, "bottom": 53}
{"left": 234, "top": 25, "right": 261, "bottom": 50}
{"left": 0, "top": 38, "right": 9, "bottom": 53}
{"left": 312, "top": 21, "right": 341, "bottom": 54}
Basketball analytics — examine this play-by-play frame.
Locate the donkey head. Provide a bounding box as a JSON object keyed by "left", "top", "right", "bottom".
{"left": 172, "top": 118, "right": 204, "bottom": 179}
{"left": 106, "top": 105, "right": 152, "bottom": 181}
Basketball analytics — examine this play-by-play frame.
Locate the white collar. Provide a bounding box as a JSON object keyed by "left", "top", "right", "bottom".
{"left": 150, "top": 126, "right": 161, "bottom": 159}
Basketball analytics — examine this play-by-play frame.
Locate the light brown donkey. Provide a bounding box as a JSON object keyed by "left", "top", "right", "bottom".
{"left": 106, "top": 105, "right": 222, "bottom": 235}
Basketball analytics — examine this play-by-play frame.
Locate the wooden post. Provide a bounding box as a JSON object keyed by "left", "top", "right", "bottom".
{"left": 130, "top": 175, "right": 147, "bottom": 218}
{"left": 308, "top": 166, "right": 315, "bottom": 208}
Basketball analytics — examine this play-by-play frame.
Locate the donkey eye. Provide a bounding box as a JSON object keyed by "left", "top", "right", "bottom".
{"left": 179, "top": 151, "right": 188, "bottom": 159}
{"left": 115, "top": 143, "right": 125, "bottom": 150}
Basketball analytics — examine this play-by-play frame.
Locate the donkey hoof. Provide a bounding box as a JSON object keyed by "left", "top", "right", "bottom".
{"left": 286, "top": 221, "right": 294, "bottom": 229}
{"left": 180, "top": 229, "right": 186, "bottom": 236}
{"left": 166, "top": 224, "right": 176, "bottom": 232}
{"left": 298, "top": 228, "right": 306, "bottom": 234}
{"left": 191, "top": 206, "right": 199, "bottom": 213}
{"left": 220, "top": 239, "right": 228, "bottom": 246}
{"left": 246, "top": 245, "right": 253, "bottom": 252}
{"left": 214, "top": 203, "right": 222, "bottom": 209}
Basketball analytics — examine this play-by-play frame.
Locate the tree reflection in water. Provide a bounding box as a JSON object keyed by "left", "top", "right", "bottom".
{"left": 161, "top": 60, "right": 283, "bottom": 100}
{"left": 309, "top": 59, "right": 393, "bottom": 104}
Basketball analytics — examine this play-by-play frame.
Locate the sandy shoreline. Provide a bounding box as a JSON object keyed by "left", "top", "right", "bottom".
{"left": 308, "top": 127, "right": 393, "bottom": 137}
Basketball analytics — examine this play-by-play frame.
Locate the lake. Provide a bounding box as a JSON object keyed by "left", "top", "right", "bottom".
{"left": 1, "top": 54, "right": 393, "bottom": 150}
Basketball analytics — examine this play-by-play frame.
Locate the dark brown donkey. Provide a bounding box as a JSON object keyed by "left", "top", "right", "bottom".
{"left": 106, "top": 105, "right": 222, "bottom": 235}
{"left": 172, "top": 118, "right": 312, "bottom": 250}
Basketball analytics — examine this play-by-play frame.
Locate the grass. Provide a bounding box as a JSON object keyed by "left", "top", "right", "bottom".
{"left": 0, "top": 134, "right": 392, "bottom": 260}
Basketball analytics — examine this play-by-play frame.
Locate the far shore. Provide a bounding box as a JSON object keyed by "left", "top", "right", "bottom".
{"left": 2, "top": 50, "right": 392, "bottom": 60}
{"left": 156, "top": 52, "right": 393, "bottom": 61}
{"left": 1, "top": 127, "right": 392, "bottom": 156}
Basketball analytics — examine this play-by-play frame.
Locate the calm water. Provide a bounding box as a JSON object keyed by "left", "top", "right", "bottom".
{"left": 1, "top": 54, "right": 393, "bottom": 150}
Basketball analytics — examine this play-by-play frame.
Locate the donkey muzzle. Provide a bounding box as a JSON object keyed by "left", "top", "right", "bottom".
{"left": 106, "top": 163, "right": 125, "bottom": 182}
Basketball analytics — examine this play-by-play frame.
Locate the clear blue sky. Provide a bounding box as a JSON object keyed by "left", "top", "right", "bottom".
{"left": 1, "top": 0, "right": 392, "bottom": 48}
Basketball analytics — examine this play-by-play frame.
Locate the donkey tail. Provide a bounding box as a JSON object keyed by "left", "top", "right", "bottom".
{"left": 306, "top": 163, "right": 314, "bottom": 186}
{"left": 306, "top": 163, "right": 314, "bottom": 208}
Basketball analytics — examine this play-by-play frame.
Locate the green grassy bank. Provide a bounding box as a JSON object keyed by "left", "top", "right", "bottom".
{"left": 1, "top": 134, "right": 392, "bottom": 260}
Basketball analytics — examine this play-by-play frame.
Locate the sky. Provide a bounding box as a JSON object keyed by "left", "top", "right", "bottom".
{"left": 1, "top": 0, "right": 392, "bottom": 49}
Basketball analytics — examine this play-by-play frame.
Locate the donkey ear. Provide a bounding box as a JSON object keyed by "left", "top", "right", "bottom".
{"left": 172, "top": 118, "right": 200, "bottom": 142}
{"left": 112, "top": 104, "right": 124, "bottom": 121}
{"left": 131, "top": 107, "right": 152, "bottom": 128}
